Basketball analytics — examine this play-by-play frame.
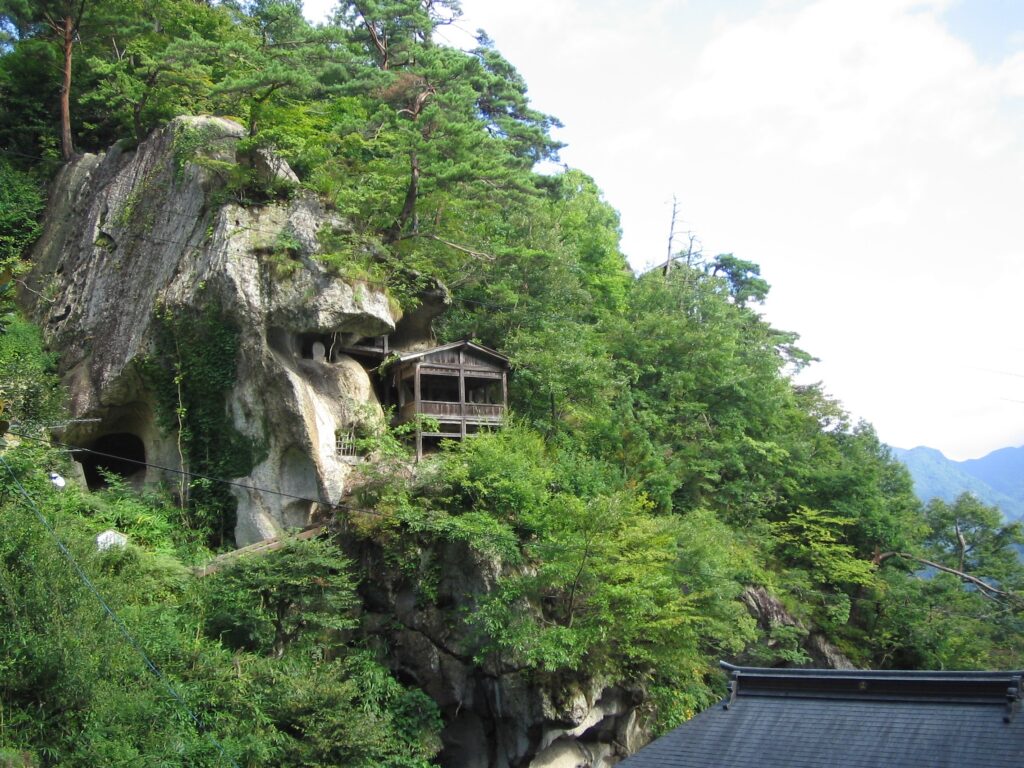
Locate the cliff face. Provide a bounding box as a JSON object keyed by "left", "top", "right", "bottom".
{"left": 354, "top": 534, "right": 647, "bottom": 768}
{"left": 19, "top": 116, "right": 864, "bottom": 768}
{"left": 24, "top": 116, "right": 402, "bottom": 544}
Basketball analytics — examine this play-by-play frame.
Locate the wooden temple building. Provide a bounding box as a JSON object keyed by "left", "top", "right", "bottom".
{"left": 619, "top": 662, "right": 1024, "bottom": 767}
{"left": 332, "top": 336, "right": 509, "bottom": 459}
{"left": 388, "top": 341, "right": 509, "bottom": 459}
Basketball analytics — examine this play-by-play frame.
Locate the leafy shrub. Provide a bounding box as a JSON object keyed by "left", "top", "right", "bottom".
{"left": 0, "top": 317, "right": 63, "bottom": 431}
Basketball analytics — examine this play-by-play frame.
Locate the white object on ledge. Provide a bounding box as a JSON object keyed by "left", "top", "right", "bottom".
{"left": 96, "top": 529, "right": 128, "bottom": 551}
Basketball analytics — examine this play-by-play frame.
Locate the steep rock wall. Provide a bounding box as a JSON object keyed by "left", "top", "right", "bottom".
{"left": 24, "top": 116, "right": 400, "bottom": 544}
{"left": 351, "top": 533, "right": 647, "bottom": 768}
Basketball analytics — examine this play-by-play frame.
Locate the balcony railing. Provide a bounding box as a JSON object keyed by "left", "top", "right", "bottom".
{"left": 400, "top": 401, "right": 504, "bottom": 423}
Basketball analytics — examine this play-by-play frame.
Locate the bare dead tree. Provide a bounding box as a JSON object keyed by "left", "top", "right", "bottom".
{"left": 662, "top": 195, "right": 702, "bottom": 275}
{"left": 664, "top": 194, "right": 679, "bottom": 274}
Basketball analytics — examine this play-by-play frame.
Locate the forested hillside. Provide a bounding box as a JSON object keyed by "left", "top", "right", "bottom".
{"left": 1, "top": 1, "right": 1023, "bottom": 766}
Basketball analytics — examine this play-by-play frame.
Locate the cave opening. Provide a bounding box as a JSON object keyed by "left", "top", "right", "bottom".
{"left": 79, "top": 433, "right": 147, "bottom": 490}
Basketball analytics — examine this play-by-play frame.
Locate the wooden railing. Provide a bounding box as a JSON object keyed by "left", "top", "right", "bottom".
{"left": 341, "top": 335, "right": 389, "bottom": 356}
{"left": 400, "top": 401, "right": 504, "bottom": 423}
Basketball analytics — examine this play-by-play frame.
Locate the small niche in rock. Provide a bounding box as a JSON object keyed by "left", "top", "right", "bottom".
{"left": 298, "top": 332, "right": 339, "bottom": 362}
{"left": 79, "top": 433, "right": 146, "bottom": 490}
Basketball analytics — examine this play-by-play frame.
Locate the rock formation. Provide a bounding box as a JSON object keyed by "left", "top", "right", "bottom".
{"left": 740, "top": 586, "right": 856, "bottom": 670}
{"left": 23, "top": 116, "right": 408, "bottom": 544}
{"left": 356, "top": 535, "right": 647, "bottom": 768}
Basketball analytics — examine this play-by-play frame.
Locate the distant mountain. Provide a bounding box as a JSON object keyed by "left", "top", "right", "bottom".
{"left": 891, "top": 445, "right": 1024, "bottom": 521}
{"left": 960, "top": 447, "right": 1024, "bottom": 502}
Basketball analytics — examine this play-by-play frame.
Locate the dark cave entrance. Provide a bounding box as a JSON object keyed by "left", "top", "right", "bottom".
{"left": 80, "top": 433, "right": 147, "bottom": 490}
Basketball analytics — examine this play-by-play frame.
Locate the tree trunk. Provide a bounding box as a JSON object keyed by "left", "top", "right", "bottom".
{"left": 60, "top": 15, "right": 75, "bottom": 161}
{"left": 133, "top": 102, "right": 144, "bottom": 144}
{"left": 387, "top": 151, "right": 420, "bottom": 242}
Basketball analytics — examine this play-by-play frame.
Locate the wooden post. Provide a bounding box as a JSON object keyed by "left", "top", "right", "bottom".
{"left": 414, "top": 363, "right": 422, "bottom": 460}
{"left": 458, "top": 350, "right": 467, "bottom": 438}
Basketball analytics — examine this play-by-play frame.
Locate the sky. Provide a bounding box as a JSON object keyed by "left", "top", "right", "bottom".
{"left": 305, "top": 0, "right": 1024, "bottom": 461}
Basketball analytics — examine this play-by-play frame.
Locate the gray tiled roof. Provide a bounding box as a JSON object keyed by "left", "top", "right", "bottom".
{"left": 621, "top": 664, "right": 1024, "bottom": 768}
{"left": 395, "top": 339, "right": 509, "bottom": 364}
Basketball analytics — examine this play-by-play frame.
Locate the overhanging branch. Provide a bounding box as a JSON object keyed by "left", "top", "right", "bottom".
{"left": 874, "top": 551, "right": 1024, "bottom": 607}
{"left": 398, "top": 233, "right": 497, "bottom": 262}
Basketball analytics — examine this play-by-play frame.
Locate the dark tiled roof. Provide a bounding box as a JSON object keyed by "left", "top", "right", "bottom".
{"left": 621, "top": 663, "right": 1024, "bottom": 768}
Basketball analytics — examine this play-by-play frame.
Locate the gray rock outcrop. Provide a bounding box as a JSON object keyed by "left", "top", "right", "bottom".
{"left": 23, "top": 116, "right": 403, "bottom": 544}
{"left": 739, "top": 585, "right": 856, "bottom": 670}
{"left": 355, "top": 535, "right": 646, "bottom": 768}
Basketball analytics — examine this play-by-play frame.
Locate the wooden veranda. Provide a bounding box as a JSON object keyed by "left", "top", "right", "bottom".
{"left": 389, "top": 341, "right": 509, "bottom": 459}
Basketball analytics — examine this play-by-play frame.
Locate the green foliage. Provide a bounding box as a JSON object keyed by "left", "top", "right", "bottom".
{"left": 68, "top": 473, "right": 207, "bottom": 561}
{"left": 360, "top": 429, "right": 757, "bottom": 717}
{"left": 0, "top": 160, "right": 43, "bottom": 271}
{"left": 923, "top": 493, "right": 1024, "bottom": 581}
{"left": 171, "top": 119, "right": 227, "bottom": 178}
{"left": 0, "top": 316, "right": 63, "bottom": 431}
{"left": 202, "top": 538, "right": 358, "bottom": 657}
{"left": 0, "top": 439, "right": 442, "bottom": 766}
{"left": 603, "top": 266, "right": 800, "bottom": 517}
{"left": 867, "top": 566, "right": 1024, "bottom": 670}
{"left": 849, "top": 493, "right": 1024, "bottom": 670}
{"left": 772, "top": 506, "right": 876, "bottom": 589}
{"left": 313, "top": 224, "right": 397, "bottom": 294}
{"left": 0, "top": 443, "right": 221, "bottom": 765}
{"left": 706, "top": 253, "right": 770, "bottom": 307}
{"left": 139, "top": 299, "right": 262, "bottom": 546}
{"left": 0, "top": 35, "right": 61, "bottom": 160}
{"left": 0, "top": 163, "right": 44, "bottom": 332}
{"left": 2, "top": 0, "right": 1021, "bottom": 750}
{"left": 77, "top": 0, "right": 231, "bottom": 143}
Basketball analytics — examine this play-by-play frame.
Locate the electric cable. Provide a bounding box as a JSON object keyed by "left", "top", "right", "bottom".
{"left": 0, "top": 146, "right": 50, "bottom": 163}
{"left": 9, "top": 430, "right": 383, "bottom": 518}
{"left": 0, "top": 453, "right": 243, "bottom": 768}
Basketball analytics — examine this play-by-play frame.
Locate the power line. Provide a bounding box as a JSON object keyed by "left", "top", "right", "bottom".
{"left": 0, "top": 146, "right": 50, "bottom": 163}
{"left": 965, "top": 365, "right": 1024, "bottom": 380}
{"left": 0, "top": 454, "right": 242, "bottom": 768}
{"left": 10, "top": 430, "right": 382, "bottom": 517}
